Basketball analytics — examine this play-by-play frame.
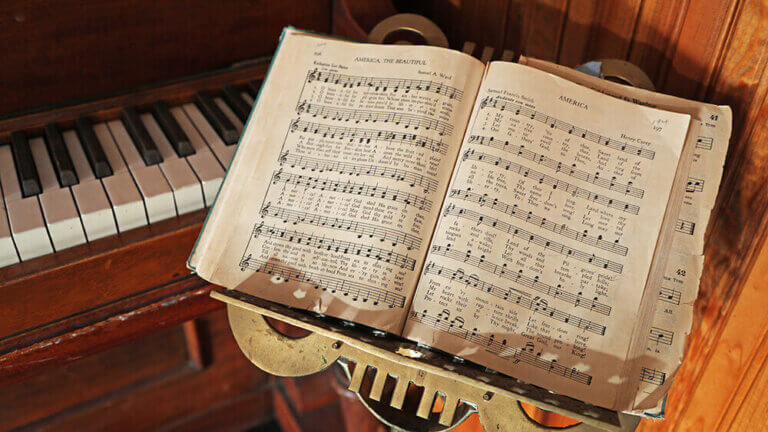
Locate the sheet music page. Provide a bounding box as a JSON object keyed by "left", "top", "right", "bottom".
{"left": 189, "top": 29, "right": 484, "bottom": 332}
{"left": 520, "top": 57, "right": 731, "bottom": 413}
{"left": 403, "top": 61, "right": 692, "bottom": 409}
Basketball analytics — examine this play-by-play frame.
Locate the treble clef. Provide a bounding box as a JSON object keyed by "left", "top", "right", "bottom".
{"left": 239, "top": 253, "right": 252, "bottom": 271}
{"left": 289, "top": 119, "right": 300, "bottom": 132}
{"left": 272, "top": 168, "right": 283, "bottom": 184}
{"left": 296, "top": 101, "right": 306, "bottom": 114}
{"left": 260, "top": 202, "right": 271, "bottom": 217}
{"left": 480, "top": 96, "right": 490, "bottom": 109}
{"left": 278, "top": 151, "right": 289, "bottom": 164}
{"left": 253, "top": 222, "right": 264, "bottom": 238}
{"left": 307, "top": 68, "right": 318, "bottom": 83}
{"left": 462, "top": 149, "right": 472, "bottom": 161}
{"left": 443, "top": 203, "right": 454, "bottom": 217}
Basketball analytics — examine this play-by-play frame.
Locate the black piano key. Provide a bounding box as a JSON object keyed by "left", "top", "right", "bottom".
{"left": 222, "top": 85, "right": 251, "bottom": 123}
{"left": 195, "top": 91, "right": 239, "bottom": 145}
{"left": 43, "top": 124, "right": 79, "bottom": 187}
{"left": 246, "top": 80, "right": 262, "bottom": 99}
{"left": 75, "top": 117, "right": 113, "bottom": 179}
{"left": 122, "top": 106, "right": 163, "bottom": 165}
{"left": 9, "top": 131, "right": 42, "bottom": 197}
{"left": 151, "top": 100, "right": 195, "bottom": 157}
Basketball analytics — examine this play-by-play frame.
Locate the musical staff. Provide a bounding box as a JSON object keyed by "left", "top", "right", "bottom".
{"left": 290, "top": 120, "right": 448, "bottom": 155}
{"left": 450, "top": 189, "right": 628, "bottom": 256}
{"left": 685, "top": 177, "right": 705, "bottom": 193}
{"left": 260, "top": 203, "right": 422, "bottom": 250}
{"left": 305, "top": 69, "right": 464, "bottom": 100}
{"left": 478, "top": 96, "right": 655, "bottom": 160}
{"left": 649, "top": 327, "right": 674, "bottom": 345}
{"left": 278, "top": 151, "right": 438, "bottom": 193}
{"left": 639, "top": 367, "right": 666, "bottom": 385}
{"left": 297, "top": 102, "right": 453, "bottom": 136}
{"left": 468, "top": 135, "right": 644, "bottom": 198}
{"left": 429, "top": 244, "right": 612, "bottom": 316}
{"left": 462, "top": 149, "right": 640, "bottom": 215}
{"left": 696, "top": 136, "right": 713, "bottom": 151}
{"left": 441, "top": 204, "right": 622, "bottom": 273}
{"left": 675, "top": 219, "right": 696, "bottom": 235}
{"left": 409, "top": 310, "right": 592, "bottom": 385}
{"left": 271, "top": 170, "right": 432, "bottom": 211}
{"left": 659, "top": 286, "right": 682, "bottom": 305}
{"left": 252, "top": 223, "right": 416, "bottom": 270}
{"left": 425, "top": 262, "right": 606, "bottom": 335}
{"left": 237, "top": 256, "right": 406, "bottom": 308}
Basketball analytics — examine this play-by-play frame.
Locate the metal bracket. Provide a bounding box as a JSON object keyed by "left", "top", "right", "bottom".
{"left": 213, "top": 289, "right": 640, "bottom": 432}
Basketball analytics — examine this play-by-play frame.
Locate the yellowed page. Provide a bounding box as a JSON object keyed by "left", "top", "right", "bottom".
{"left": 520, "top": 57, "right": 731, "bottom": 414}
{"left": 403, "top": 61, "right": 691, "bottom": 409}
{"left": 188, "top": 29, "right": 484, "bottom": 332}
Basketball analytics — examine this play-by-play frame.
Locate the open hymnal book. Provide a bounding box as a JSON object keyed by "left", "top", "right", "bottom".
{"left": 188, "top": 28, "right": 731, "bottom": 413}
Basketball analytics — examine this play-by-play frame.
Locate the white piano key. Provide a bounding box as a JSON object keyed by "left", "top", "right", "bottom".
{"left": 63, "top": 130, "right": 118, "bottom": 240}
{"left": 181, "top": 103, "right": 235, "bottom": 167}
{"left": 0, "top": 145, "right": 54, "bottom": 260}
{"left": 93, "top": 123, "right": 148, "bottom": 232}
{"left": 241, "top": 91, "right": 254, "bottom": 106}
{"left": 29, "top": 137, "right": 87, "bottom": 251}
{"left": 141, "top": 113, "right": 204, "bottom": 215}
{"left": 0, "top": 204, "right": 20, "bottom": 267}
{"left": 214, "top": 97, "right": 244, "bottom": 133}
{"left": 170, "top": 106, "right": 225, "bottom": 206}
{"left": 107, "top": 120, "right": 176, "bottom": 223}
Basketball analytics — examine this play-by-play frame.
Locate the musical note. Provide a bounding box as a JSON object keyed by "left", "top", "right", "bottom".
{"left": 278, "top": 151, "right": 438, "bottom": 193}
{"left": 409, "top": 310, "right": 592, "bottom": 385}
{"left": 675, "top": 219, "right": 696, "bottom": 235}
{"left": 253, "top": 223, "right": 416, "bottom": 270}
{"left": 468, "top": 135, "right": 645, "bottom": 198}
{"left": 649, "top": 327, "right": 673, "bottom": 345}
{"left": 685, "top": 176, "right": 705, "bottom": 193}
{"left": 695, "top": 136, "right": 713, "bottom": 151}
{"left": 290, "top": 120, "right": 448, "bottom": 155}
{"left": 449, "top": 190, "right": 628, "bottom": 256}
{"left": 478, "top": 96, "right": 655, "bottom": 160}
{"left": 271, "top": 171, "right": 432, "bottom": 211}
{"left": 297, "top": 102, "right": 453, "bottom": 136}
{"left": 425, "top": 261, "right": 606, "bottom": 335}
{"left": 429, "top": 245, "right": 612, "bottom": 316}
{"left": 658, "top": 286, "right": 682, "bottom": 305}
{"left": 461, "top": 149, "right": 640, "bottom": 215}
{"left": 303, "top": 69, "right": 464, "bottom": 100}
{"left": 238, "top": 257, "right": 406, "bottom": 308}
{"left": 639, "top": 367, "right": 666, "bottom": 385}
{"left": 261, "top": 204, "right": 422, "bottom": 250}
{"left": 441, "top": 204, "right": 622, "bottom": 273}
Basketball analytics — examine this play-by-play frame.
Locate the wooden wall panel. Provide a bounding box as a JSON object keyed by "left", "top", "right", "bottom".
{"left": 627, "top": 1, "right": 688, "bottom": 86}
{"left": 558, "top": 0, "right": 600, "bottom": 67}
{"left": 515, "top": 0, "right": 570, "bottom": 61}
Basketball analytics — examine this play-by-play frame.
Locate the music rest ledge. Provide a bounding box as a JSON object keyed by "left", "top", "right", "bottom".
{"left": 213, "top": 288, "right": 641, "bottom": 431}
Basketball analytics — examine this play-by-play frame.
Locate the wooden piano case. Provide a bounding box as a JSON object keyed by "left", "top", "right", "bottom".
{"left": 2, "top": 0, "right": 768, "bottom": 431}
{"left": 0, "top": 1, "right": 337, "bottom": 430}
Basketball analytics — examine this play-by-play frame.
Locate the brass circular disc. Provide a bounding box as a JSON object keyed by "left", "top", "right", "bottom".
{"left": 577, "top": 59, "right": 655, "bottom": 91}
{"left": 227, "top": 303, "right": 341, "bottom": 377}
{"left": 368, "top": 13, "right": 449, "bottom": 48}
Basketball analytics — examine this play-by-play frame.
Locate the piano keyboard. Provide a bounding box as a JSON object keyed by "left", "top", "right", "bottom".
{"left": 0, "top": 83, "right": 260, "bottom": 268}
